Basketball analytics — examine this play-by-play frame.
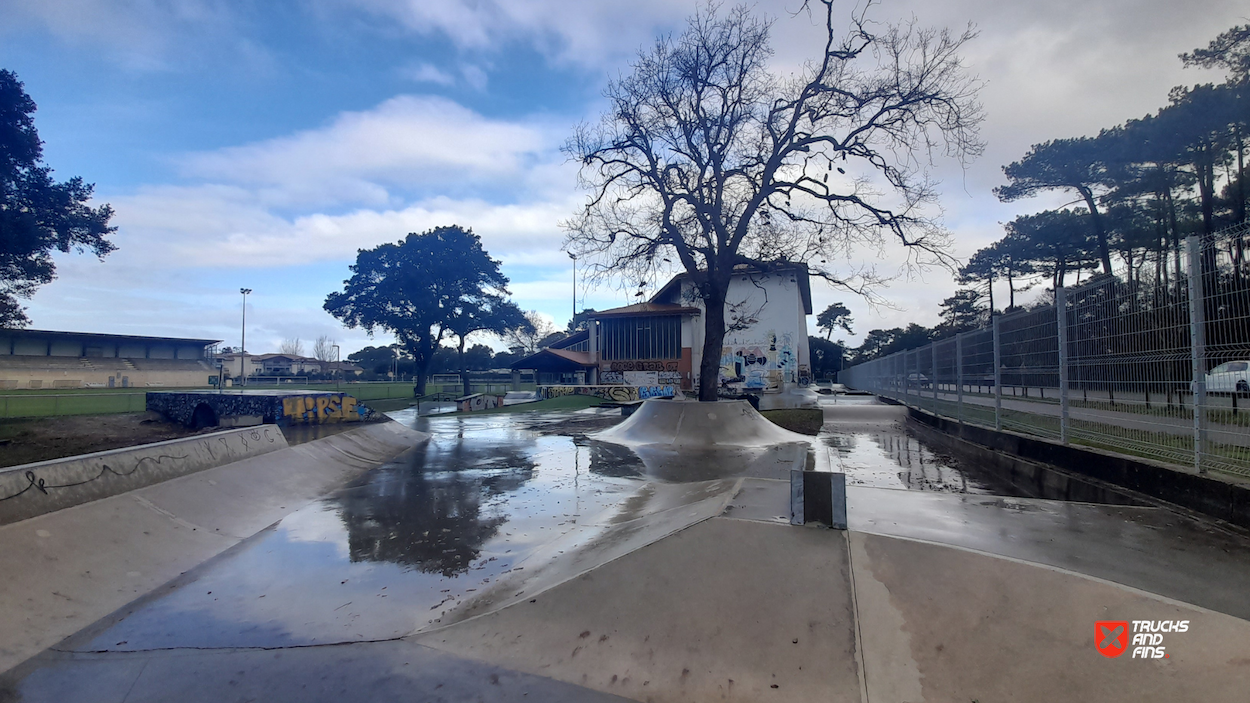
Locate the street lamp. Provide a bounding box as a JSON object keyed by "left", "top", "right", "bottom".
{"left": 568, "top": 252, "right": 577, "bottom": 319}
{"left": 332, "top": 343, "right": 341, "bottom": 390}
{"left": 240, "top": 288, "right": 252, "bottom": 387}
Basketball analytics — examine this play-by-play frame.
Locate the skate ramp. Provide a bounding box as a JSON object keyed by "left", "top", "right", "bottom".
{"left": 592, "top": 398, "right": 810, "bottom": 447}
{"left": 589, "top": 399, "right": 815, "bottom": 481}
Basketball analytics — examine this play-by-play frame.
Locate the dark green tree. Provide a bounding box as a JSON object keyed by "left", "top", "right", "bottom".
{"left": 1005, "top": 209, "right": 1100, "bottom": 291}
{"left": 463, "top": 344, "right": 495, "bottom": 371}
{"left": 808, "top": 335, "right": 844, "bottom": 379}
{"left": 995, "top": 134, "right": 1120, "bottom": 275}
{"left": 816, "top": 302, "right": 854, "bottom": 340}
{"left": 445, "top": 294, "right": 528, "bottom": 396}
{"left": 1, "top": 70, "right": 116, "bottom": 327}
{"left": 1181, "top": 24, "right": 1250, "bottom": 83}
{"left": 565, "top": 308, "right": 598, "bottom": 334}
{"left": 934, "top": 289, "right": 986, "bottom": 338}
{"left": 325, "top": 226, "right": 520, "bottom": 395}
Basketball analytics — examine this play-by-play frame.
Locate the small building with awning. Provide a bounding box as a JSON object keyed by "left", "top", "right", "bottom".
{"left": 509, "top": 329, "right": 597, "bottom": 385}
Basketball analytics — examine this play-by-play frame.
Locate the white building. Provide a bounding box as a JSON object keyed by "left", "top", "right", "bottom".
{"left": 514, "top": 264, "right": 813, "bottom": 396}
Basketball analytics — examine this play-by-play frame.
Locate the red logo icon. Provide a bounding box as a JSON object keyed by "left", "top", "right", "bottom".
{"left": 1096, "top": 621, "right": 1129, "bottom": 658}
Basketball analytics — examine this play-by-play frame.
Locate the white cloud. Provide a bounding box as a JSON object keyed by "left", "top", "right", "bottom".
{"left": 178, "top": 95, "right": 555, "bottom": 208}
{"left": 400, "top": 62, "right": 457, "bottom": 86}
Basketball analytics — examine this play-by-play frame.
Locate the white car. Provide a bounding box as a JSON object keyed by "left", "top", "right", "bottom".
{"left": 1203, "top": 360, "right": 1250, "bottom": 393}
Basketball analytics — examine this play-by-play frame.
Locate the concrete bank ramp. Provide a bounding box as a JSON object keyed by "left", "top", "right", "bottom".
{"left": 593, "top": 398, "right": 809, "bottom": 447}
{"left": 590, "top": 399, "right": 814, "bottom": 480}
{"left": 0, "top": 420, "right": 429, "bottom": 673}
{"left": 0, "top": 425, "right": 289, "bottom": 525}
{"left": 436, "top": 478, "right": 740, "bottom": 630}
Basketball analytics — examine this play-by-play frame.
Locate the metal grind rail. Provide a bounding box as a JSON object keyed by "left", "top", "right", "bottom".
{"left": 840, "top": 223, "right": 1250, "bottom": 478}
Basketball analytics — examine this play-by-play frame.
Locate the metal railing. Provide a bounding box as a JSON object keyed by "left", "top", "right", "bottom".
{"left": 840, "top": 224, "right": 1250, "bottom": 478}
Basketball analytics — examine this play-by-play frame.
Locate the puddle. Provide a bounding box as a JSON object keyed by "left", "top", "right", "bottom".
{"left": 825, "top": 429, "right": 1007, "bottom": 493}
{"left": 821, "top": 397, "right": 1140, "bottom": 504}
{"left": 76, "top": 409, "right": 719, "bottom": 652}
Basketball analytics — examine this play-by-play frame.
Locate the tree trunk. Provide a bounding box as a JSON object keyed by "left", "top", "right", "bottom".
{"left": 698, "top": 287, "right": 728, "bottom": 402}
{"left": 411, "top": 336, "right": 436, "bottom": 397}
{"left": 458, "top": 338, "right": 471, "bottom": 397}
{"left": 1079, "top": 186, "right": 1114, "bottom": 275}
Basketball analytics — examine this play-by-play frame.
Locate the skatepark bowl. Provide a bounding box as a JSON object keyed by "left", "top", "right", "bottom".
{"left": 7, "top": 395, "right": 1250, "bottom": 702}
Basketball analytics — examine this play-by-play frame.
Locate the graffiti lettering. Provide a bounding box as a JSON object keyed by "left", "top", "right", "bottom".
{"left": 608, "top": 361, "right": 678, "bottom": 372}
{"left": 542, "top": 385, "right": 676, "bottom": 402}
{"left": 280, "top": 393, "right": 365, "bottom": 424}
{"left": 457, "top": 394, "right": 503, "bottom": 412}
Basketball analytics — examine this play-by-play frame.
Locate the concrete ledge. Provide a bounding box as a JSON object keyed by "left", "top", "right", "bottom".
{"left": 0, "top": 426, "right": 288, "bottom": 525}
{"left": 905, "top": 406, "right": 1250, "bottom": 529}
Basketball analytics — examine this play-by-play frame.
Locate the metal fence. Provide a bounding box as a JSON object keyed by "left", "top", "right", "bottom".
{"left": 839, "top": 223, "right": 1250, "bottom": 478}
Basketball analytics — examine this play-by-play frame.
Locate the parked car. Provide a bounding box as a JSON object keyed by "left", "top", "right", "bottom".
{"left": 1202, "top": 360, "right": 1250, "bottom": 393}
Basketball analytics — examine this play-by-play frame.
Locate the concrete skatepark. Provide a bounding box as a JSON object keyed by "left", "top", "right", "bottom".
{"left": 3, "top": 396, "right": 1250, "bottom": 701}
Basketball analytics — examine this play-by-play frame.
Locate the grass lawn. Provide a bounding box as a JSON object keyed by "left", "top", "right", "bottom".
{"left": 760, "top": 408, "right": 824, "bottom": 435}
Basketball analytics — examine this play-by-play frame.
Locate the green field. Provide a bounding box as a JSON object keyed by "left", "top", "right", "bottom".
{"left": 0, "top": 381, "right": 537, "bottom": 420}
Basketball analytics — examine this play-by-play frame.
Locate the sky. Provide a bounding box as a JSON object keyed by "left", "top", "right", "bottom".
{"left": 1, "top": 0, "right": 1246, "bottom": 356}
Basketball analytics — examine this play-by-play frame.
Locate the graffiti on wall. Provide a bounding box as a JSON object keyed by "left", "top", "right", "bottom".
{"left": 599, "top": 371, "right": 625, "bottom": 384}
{"left": 798, "top": 363, "right": 812, "bottom": 386}
{"left": 718, "top": 330, "right": 798, "bottom": 390}
{"left": 281, "top": 394, "right": 362, "bottom": 424}
{"left": 542, "top": 385, "right": 677, "bottom": 402}
{"left": 608, "top": 360, "right": 679, "bottom": 372}
{"left": 457, "top": 394, "right": 503, "bottom": 412}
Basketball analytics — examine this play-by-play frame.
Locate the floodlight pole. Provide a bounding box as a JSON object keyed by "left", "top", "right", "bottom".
{"left": 240, "top": 288, "right": 252, "bottom": 387}
{"left": 333, "top": 344, "right": 341, "bottom": 391}
{"left": 568, "top": 252, "right": 577, "bottom": 319}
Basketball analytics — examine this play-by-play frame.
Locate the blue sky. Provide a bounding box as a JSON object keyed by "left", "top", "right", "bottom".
{"left": 2, "top": 0, "right": 1246, "bottom": 355}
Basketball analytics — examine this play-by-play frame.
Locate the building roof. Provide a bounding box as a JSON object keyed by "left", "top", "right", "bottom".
{"left": 0, "top": 328, "right": 220, "bottom": 345}
{"left": 548, "top": 328, "right": 589, "bottom": 350}
{"left": 651, "top": 263, "right": 813, "bottom": 315}
{"left": 509, "top": 347, "right": 596, "bottom": 371}
{"left": 589, "top": 302, "right": 701, "bottom": 319}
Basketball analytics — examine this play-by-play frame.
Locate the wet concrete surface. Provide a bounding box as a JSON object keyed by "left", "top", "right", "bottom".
{"left": 9, "top": 398, "right": 1250, "bottom": 701}
{"left": 73, "top": 409, "right": 659, "bottom": 651}
{"left": 820, "top": 395, "right": 1140, "bottom": 503}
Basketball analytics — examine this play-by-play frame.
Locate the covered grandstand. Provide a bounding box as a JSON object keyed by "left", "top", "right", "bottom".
{"left": 0, "top": 330, "right": 220, "bottom": 389}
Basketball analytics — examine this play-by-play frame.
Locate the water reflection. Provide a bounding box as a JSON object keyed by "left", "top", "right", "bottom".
{"left": 337, "top": 467, "right": 532, "bottom": 577}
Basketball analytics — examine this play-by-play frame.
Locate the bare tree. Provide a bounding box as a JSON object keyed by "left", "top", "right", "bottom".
{"left": 312, "top": 335, "right": 337, "bottom": 361}
{"left": 564, "top": 1, "right": 983, "bottom": 400}
{"left": 504, "top": 310, "right": 557, "bottom": 355}
{"left": 279, "top": 337, "right": 304, "bottom": 356}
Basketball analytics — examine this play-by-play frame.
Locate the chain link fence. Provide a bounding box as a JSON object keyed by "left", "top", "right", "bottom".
{"left": 840, "top": 223, "right": 1250, "bottom": 478}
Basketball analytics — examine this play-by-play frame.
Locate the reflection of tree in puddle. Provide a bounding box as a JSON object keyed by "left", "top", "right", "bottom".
{"left": 582, "top": 439, "right": 645, "bottom": 478}
{"left": 334, "top": 446, "right": 536, "bottom": 578}
{"left": 822, "top": 434, "right": 857, "bottom": 455}
{"left": 872, "top": 430, "right": 975, "bottom": 492}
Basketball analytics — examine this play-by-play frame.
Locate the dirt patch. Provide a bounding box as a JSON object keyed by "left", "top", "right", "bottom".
{"left": 0, "top": 414, "right": 204, "bottom": 469}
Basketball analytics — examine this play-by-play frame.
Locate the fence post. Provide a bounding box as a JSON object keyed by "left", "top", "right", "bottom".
{"left": 993, "top": 314, "right": 1003, "bottom": 431}
{"left": 931, "top": 343, "right": 939, "bottom": 414}
{"left": 1056, "top": 286, "right": 1070, "bottom": 444}
{"left": 956, "top": 333, "right": 964, "bottom": 427}
{"left": 1186, "top": 235, "right": 1207, "bottom": 473}
{"left": 906, "top": 354, "right": 912, "bottom": 405}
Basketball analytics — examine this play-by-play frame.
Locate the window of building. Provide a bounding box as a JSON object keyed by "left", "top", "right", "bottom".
{"left": 601, "top": 316, "right": 680, "bottom": 360}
